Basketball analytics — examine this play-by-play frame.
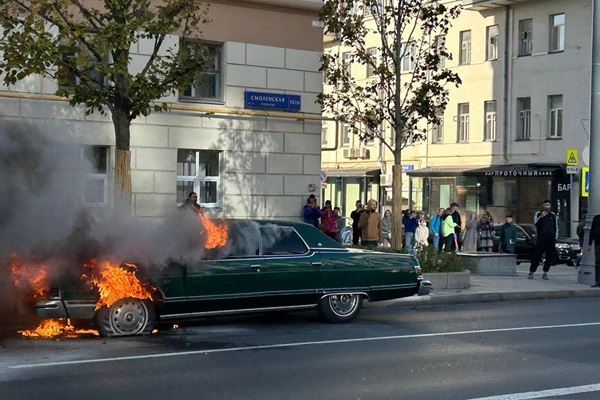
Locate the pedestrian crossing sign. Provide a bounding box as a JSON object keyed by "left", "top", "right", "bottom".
{"left": 582, "top": 167, "right": 589, "bottom": 197}
{"left": 566, "top": 149, "right": 578, "bottom": 166}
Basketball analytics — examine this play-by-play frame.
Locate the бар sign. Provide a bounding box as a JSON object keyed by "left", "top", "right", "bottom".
{"left": 244, "top": 91, "right": 301, "bottom": 112}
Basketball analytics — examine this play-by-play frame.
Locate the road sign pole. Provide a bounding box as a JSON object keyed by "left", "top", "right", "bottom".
{"left": 579, "top": 0, "right": 600, "bottom": 284}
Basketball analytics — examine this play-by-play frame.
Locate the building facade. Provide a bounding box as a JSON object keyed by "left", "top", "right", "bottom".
{"left": 0, "top": 0, "right": 324, "bottom": 221}
{"left": 321, "top": 0, "right": 591, "bottom": 237}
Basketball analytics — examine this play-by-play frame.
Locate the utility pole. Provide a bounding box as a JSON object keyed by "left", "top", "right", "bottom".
{"left": 578, "top": 0, "right": 600, "bottom": 284}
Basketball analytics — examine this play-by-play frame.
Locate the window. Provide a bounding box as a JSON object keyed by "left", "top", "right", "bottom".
{"left": 487, "top": 25, "right": 499, "bottom": 61}
{"left": 457, "top": 103, "right": 470, "bottom": 142}
{"left": 341, "top": 124, "right": 351, "bottom": 146}
{"left": 365, "top": 125, "right": 375, "bottom": 144}
{"left": 177, "top": 149, "right": 221, "bottom": 207}
{"left": 363, "top": 0, "right": 382, "bottom": 18}
{"left": 84, "top": 146, "right": 109, "bottom": 206}
{"left": 321, "top": 126, "right": 328, "bottom": 145}
{"left": 519, "top": 19, "right": 533, "bottom": 56}
{"left": 431, "top": 108, "right": 444, "bottom": 144}
{"left": 484, "top": 101, "right": 497, "bottom": 141}
{"left": 180, "top": 43, "right": 222, "bottom": 102}
{"left": 549, "top": 13, "right": 565, "bottom": 52}
{"left": 516, "top": 97, "right": 531, "bottom": 140}
{"left": 400, "top": 42, "right": 415, "bottom": 73}
{"left": 366, "top": 47, "right": 378, "bottom": 77}
{"left": 261, "top": 227, "right": 308, "bottom": 255}
{"left": 342, "top": 51, "right": 352, "bottom": 75}
{"left": 459, "top": 30, "right": 471, "bottom": 65}
{"left": 58, "top": 35, "right": 108, "bottom": 90}
{"left": 434, "top": 35, "right": 446, "bottom": 68}
{"left": 548, "top": 95, "right": 563, "bottom": 138}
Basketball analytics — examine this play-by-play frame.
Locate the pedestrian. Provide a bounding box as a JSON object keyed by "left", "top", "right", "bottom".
{"left": 576, "top": 215, "right": 587, "bottom": 267}
{"left": 334, "top": 206, "right": 344, "bottom": 243}
{"left": 350, "top": 200, "right": 365, "bottom": 245}
{"left": 461, "top": 212, "right": 478, "bottom": 252}
{"left": 380, "top": 209, "right": 392, "bottom": 247}
{"left": 587, "top": 214, "right": 600, "bottom": 287}
{"left": 499, "top": 215, "right": 517, "bottom": 254}
{"left": 528, "top": 199, "right": 558, "bottom": 280}
{"left": 303, "top": 194, "right": 322, "bottom": 229}
{"left": 358, "top": 199, "right": 381, "bottom": 248}
{"left": 477, "top": 211, "right": 495, "bottom": 252}
{"left": 441, "top": 207, "right": 459, "bottom": 252}
{"left": 414, "top": 218, "right": 429, "bottom": 251}
{"left": 430, "top": 208, "right": 444, "bottom": 249}
{"left": 320, "top": 200, "right": 337, "bottom": 240}
{"left": 402, "top": 210, "right": 418, "bottom": 252}
{"left": 450, "top": 202, "right": 462, "bottom": 249}
{"left": 180, "top": 191, "right": 202, "bottom": 213}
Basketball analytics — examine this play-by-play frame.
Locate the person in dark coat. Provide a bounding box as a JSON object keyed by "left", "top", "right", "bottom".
{"left": 587, "top": 214, "right": 600, "bottom": 287}
{"left": 303, "top": 194, "right": 322, "bottom": 228}
{"left": 350, "top": 200, "right": 364, "bottom": 245}
{"left": 528, "top": 199, "right": 558, "bottom": 280}
{"left": 500, "top": 215, "right": 517, "bottom": 254}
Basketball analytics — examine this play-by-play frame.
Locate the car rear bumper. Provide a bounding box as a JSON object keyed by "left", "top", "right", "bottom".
{"left": 418, "top": 280, "right": 432, "bottom": 296}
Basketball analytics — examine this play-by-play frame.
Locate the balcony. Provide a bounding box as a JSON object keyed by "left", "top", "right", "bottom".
{"left": 462, "top": 0, "right": 531, "bottom": 11}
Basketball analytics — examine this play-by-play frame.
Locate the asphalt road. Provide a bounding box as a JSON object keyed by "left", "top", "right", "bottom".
{"left": 2, "top": 298, "right": 600, "bottom": 400}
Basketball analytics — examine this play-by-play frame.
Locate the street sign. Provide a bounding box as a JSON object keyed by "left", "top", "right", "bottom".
{"left": 582, "top": 167, "right": 589, "bottom": 197}
{"left": 566, "top": 166, "right": 579, "bottom": 174}
{"left": 566, "top": 149, "right": 578, "bottom": 166}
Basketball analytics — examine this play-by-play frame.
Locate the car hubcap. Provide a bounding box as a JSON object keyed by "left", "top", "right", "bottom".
{"left": 109, "top": 299, "right": 149, "bottom": 336}
{"left": 329, "top": 294, "right": 359, "bottom": 317}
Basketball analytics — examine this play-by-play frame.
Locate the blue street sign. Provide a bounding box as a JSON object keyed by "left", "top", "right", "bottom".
{"left": 244, "top": 91, "right": 301, "bottom": 112}
{"left": 582, "top": 167, "right": 589, "bottom": 197}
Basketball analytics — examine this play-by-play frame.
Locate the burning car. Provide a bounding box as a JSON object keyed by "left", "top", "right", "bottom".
{"left": 34, "top": 220, "right": 430, "bottom": 337}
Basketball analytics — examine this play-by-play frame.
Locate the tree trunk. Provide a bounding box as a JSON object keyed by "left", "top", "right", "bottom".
{"left": 111, "top": 109, "right": 132, "bottom": 205}
{"left": 391, "top": 163, "right": 403, "bottom": 250}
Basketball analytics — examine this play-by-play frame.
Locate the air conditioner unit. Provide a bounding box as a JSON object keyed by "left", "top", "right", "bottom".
{"left": 353, "top": 148, "right": 370, "bottom": 159}
{"left": 342, "top": 148, "right": 352, "bottom": 158}
{"left": 351, "top": 148, "right": 362, "bottom": 158}
{"left": 380, "top": 173, "right": 393, "bottom": 186}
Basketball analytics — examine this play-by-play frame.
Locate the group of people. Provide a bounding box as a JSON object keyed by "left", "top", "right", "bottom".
{"left": 302, "top": 194, "right": 346, "bottom": 243}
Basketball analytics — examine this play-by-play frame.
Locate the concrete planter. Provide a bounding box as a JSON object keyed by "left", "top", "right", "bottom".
{"left": 424, "top": 270, "right": 471, "bottom": 290}
{"left": 458, "top": 252, "right": 517, "bottom": 276}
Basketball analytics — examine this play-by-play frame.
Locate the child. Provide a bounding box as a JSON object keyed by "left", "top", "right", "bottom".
{"left": 414, "top": 218, "right": 430, "bottom": 251}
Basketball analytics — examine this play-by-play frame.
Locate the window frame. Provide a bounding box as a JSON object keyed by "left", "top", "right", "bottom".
{"left": 400, "top": 42, "right": 415, "bottom": 73}
{"left": 457, "top": 103, "right": 470, "bottom": 142}
{"left": 434, "top": 35, "right": 446, "bottom": 68}
{"left": 549, "top": 13, "right": 565, "bottom": 53}
{"left": 83, "top": 145, "right": 110, "bottom": 207}
{"left": 548, "top": 95, "right": 563, "bottom": 138}
{"left": 366, "top": 47, "right": 378, "bottom": 78}
{"left": 431, "top": 108, "right": 444, "bottom": 144}
{"left": 518, "top": 19, "right": 533, "bottom": 57}
{"left": 321, "top": 125, "right": 328, "bottom": 145}
{"left": 486, "top": 25, "right": 500, "bottom": 61}
{"left": 459, "top": 30, "right": 472, "bottom": 65}
{"left": 176, "top": 149, "right": 222, "bottom": 208}
{"left": 179, "top": 42, "right": 224, "bottom": 103}
{"left": 516, "top": 97, "right": 532, "bottom": 140}
{"left": 341, "top": 124, "right": 351, "bottom": 147}
{"left": 484, "top": 100, "right": 497, "bottom": 141}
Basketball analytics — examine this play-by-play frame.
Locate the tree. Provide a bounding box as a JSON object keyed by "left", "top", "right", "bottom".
{"left": 0, "top": 0, "right": 212, "bottom": 205}
{"left": 319, "top": 0, "right": 462, "bottom": 249}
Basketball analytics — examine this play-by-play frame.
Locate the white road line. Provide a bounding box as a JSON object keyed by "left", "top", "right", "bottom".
{"left": 9, "top": 321, "right": 600, "bottom": 369}
{"left": 468, "top": 383, "right": 600, "bottom": 399}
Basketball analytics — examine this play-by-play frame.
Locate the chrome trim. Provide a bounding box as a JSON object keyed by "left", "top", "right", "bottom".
{"left": 418, "top": 280, "right": 432, "bottom": 296}
{"left": 159, "top": 304, "right": 315, "bottom": 319}
{"left": 319, "top": 291, "right": 370, "bottom": 302}
{"left": 370, "top": 283, "right": 418, "bottom": 290}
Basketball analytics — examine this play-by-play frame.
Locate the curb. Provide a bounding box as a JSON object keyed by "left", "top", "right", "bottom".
{"left": 374, "top": 289, "right": 600, "bottom": 308}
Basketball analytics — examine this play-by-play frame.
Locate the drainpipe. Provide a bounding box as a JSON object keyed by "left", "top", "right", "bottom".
{"left": 503, "top": 6, "right": 512, "bottom": 162}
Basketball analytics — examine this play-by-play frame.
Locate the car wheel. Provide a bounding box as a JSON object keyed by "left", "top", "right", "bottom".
{"left": 318, "top": 294, "right": 363, "bottom": 323}
{"left": 95, "top": 298, "right": 155, "bottom": 337}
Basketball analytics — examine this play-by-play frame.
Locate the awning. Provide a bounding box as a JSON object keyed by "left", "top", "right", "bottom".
{"left": 325, "top": 165, "right": 381, "bottom": 178}
{"left": 407, "top": 164, "right": 565, "bottom": 178}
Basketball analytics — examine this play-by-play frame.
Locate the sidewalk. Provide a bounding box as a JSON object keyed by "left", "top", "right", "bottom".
{"left": 398, "top": 263, "right": 600, "bottom": 306}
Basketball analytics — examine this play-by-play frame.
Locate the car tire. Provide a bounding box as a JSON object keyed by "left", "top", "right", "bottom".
{"left": 317, "top": 294, "right": 363, "bottom": 323}
{"left": 95, "top": 298, "right": 155, "bottom": 337}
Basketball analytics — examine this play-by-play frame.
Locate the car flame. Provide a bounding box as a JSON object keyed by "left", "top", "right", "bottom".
{"left": 9, "top": 252, "right": 49, "bottom": 298}
{"left": 197, "top": 211, "right": 228, "bottom": 249}
{"left": 18, "top": 319, "right": 99, "bottom": 338}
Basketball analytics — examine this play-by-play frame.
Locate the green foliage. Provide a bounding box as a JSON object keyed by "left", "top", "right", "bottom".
{"left": 0, "top": 0, "right": 212, "bottom": 143}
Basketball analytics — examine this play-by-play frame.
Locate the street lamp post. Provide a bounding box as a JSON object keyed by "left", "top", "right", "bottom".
{"left": 578, "top": 0, "right": 600, "bottom": 284}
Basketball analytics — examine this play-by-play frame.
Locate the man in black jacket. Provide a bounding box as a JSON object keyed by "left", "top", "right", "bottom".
{"left": 587, "top": 214, "right": 600, "bottom": 287}
{"left": 528, "top": 200, "right": 558, "bottom": 280}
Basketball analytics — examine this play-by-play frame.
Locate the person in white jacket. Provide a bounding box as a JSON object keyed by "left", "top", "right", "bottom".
{"left": 414, "top": 218, "right": 430, "bottom": 252}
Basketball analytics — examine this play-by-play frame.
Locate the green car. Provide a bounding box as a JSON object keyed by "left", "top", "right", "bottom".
{"left": 35, "top": 220, "right": 431, "bottom": 337}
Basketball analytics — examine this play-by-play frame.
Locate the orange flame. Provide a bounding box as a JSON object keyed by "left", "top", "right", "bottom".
{"left": 84, "top": 260, "right": 153, "bottom": 310}
{"left": 197, "top": 211, "right": 228, "bottom": 249}
{"left": 19, "top": 319, "right": 99, "bottom": 338}
{"left": 9, "top": 252, "right": 49, "bottom": 297}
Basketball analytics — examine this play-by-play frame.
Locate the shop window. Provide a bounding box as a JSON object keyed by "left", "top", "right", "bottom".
{"left": 177, "top": 149, "right": 221, "bottom": 207}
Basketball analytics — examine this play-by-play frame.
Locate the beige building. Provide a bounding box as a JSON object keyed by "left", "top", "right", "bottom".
{"left": 0, "top": 0, "right": 324, "bottom": 221}
{"left": 321, "top": 0, "right": 591, "bottom": 236}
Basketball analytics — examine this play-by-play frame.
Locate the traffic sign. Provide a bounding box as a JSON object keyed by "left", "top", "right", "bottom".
{"left": 566, "top": 166, "right": 578, "bottom": 174}
{"left": 566, "top": 149, "right": 578, "bottom": 166}
{"left": 582, "top": 167, "right": 589, "bottom": 197}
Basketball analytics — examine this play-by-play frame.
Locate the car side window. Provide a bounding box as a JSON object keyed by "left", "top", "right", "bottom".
{"left": 516, "top": 228, "right": 526, "bottom": 239}
{"left": 218, "top": 220, "right": 260, "bottom": 258}
{"left": 261, "top": 227, "right": 308, "bottom": 255}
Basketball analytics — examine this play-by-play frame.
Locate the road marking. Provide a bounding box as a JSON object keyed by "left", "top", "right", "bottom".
{"left": 9, "top": 321, "right": 600, "bottom": 369}
{"left": 468, "top": 383, "right": 600, "bottom": 399}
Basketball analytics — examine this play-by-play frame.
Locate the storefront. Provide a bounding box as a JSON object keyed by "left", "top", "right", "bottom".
{"left": 321, "top": 166, "right": 381, "bottom": 220}
{"left": 407, "top": 164, "right": 572, "bottom": 237}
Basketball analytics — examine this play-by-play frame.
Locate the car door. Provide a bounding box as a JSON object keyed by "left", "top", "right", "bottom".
{"left": 259, "top": 225, "right": 324, "bottom": 307}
